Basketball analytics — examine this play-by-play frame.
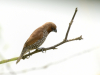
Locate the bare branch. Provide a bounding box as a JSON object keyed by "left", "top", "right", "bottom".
{"left": 0, "top": 8, "right": 83, "bottom": 64}
{"left": 22, "top": 35, "right": 82, "bottom": 59}
{"left": 0, "top": 57, "right": 18, "bottom": 64}
{"left": 23, "top": 8, "right": 79, "bottom": 59}
{"left": 65, "top": 8, "right": 78, "bottom": 40}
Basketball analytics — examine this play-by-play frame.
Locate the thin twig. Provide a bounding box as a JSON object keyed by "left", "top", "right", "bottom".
{"left": 65, "top": 8, "right": 77, "bottom": 40}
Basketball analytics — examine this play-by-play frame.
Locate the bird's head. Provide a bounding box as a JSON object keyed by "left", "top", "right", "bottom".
{"left": 43, "top": 22, "right": 57, "bottom": 33}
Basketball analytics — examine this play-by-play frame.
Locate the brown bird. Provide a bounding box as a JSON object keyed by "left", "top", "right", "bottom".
{"left": 16, "top": 22, "right": 57, "bottom": 64}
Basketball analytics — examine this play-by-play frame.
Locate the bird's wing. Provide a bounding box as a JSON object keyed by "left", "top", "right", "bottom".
{"left": 24, "top": 29, "right": 43, "bottom": 48}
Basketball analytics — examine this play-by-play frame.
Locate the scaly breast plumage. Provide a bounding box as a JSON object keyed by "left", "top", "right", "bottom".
{"left": 27, "top": 30, "right": 48, "bottom": 50}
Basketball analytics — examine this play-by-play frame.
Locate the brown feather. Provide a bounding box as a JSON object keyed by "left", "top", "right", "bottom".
{"left": 16, "top": 22, "right": 57, "bottom": 64}
{"left": 24, "top": 29, "right": 43, "bottom": 48}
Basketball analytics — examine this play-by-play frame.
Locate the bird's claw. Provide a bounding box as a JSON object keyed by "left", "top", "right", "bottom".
{"left": 26, "top": 51, "right": 31, "bottom": 59}
{"left": 37, "top": 47, "right": 46, "bottom": 53}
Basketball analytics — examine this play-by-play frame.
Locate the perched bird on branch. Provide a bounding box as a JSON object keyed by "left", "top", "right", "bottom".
{"left": 16, "top": 22, "right": 57, "bottom": 64}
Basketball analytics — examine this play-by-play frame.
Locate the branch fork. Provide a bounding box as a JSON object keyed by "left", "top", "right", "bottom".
{"left": 0, "top": 8, "right": 83, "bottom": 64}
{"left": 22, "top": 8, "right": 83, "bottom": 60}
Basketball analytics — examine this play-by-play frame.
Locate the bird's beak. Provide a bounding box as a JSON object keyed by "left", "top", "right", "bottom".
{"left": 53, "top": 29, "right": 57, "bottom": 32}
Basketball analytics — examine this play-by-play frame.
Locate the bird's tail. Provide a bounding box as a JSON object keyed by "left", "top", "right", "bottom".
{"left": 16, "top": 48, "right": 28, "bottom": 64}
{"left": 16, "top": 48, "right": 27, "bottom": 64}
{"left": 16, "top": 54, "right": 23, "bottom": 64}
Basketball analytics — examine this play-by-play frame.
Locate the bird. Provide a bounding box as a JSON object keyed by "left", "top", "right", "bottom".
{"left": 16, "top": 22, "right": 57, "bottom": 64}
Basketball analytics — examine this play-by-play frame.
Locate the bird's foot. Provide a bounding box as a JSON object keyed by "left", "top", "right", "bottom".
{"left": 37, "top": 47, "right": 46, "bottom": 53}
{"left": 26, "top": 51, "right": 31, "bottom": 59}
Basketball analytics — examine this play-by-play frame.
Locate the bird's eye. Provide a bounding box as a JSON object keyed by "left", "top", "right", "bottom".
{"left": 51, "top": 27, "right": 54, "bottom": 30}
